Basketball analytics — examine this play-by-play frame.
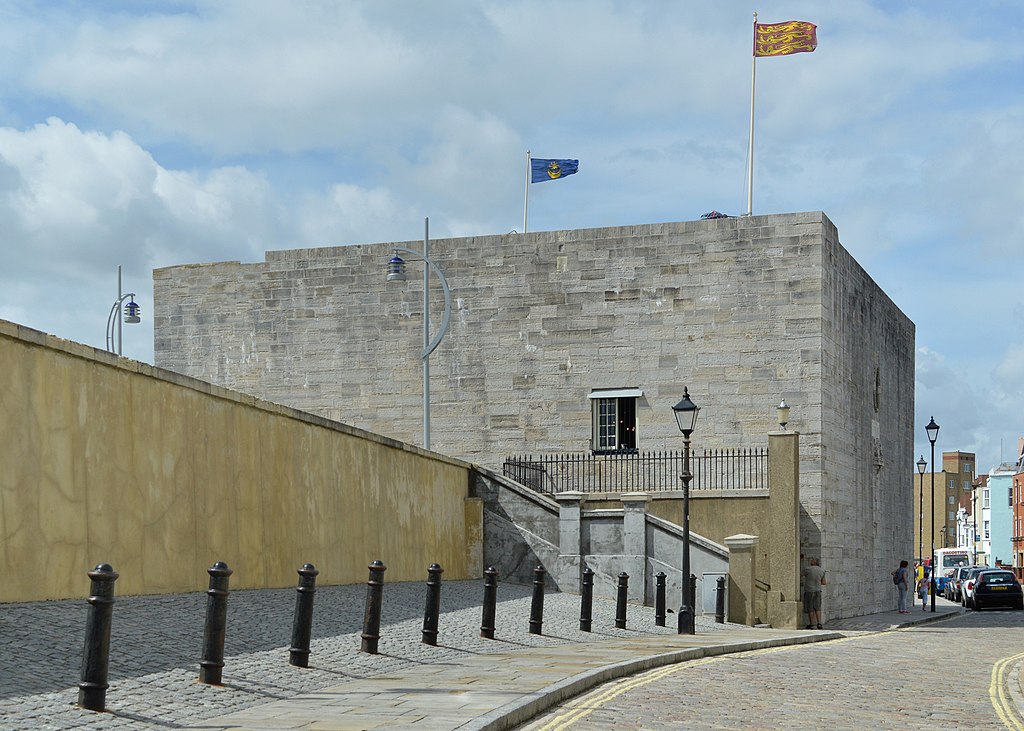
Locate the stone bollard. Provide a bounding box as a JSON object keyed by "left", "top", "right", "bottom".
{"left": 480, "top": 566, "right": 498, "bottom": 639}
{"left": 78, "top": 563, "right": 119, "bottom": 712}
{"left": 199, "top": 561, "right": 233, "bottom": 685}
{"left": 715, "top": 575, "right": 726, "bottom": 624}
{"left": 615, "top": 572, "right": 629, "bottom": 629}
{"left": 579, "top": 567, "right": 594, "bottom": 632}
{"left": 422, "top": 563, "right": 444, "bottom": 646}
{"left": 289, "top": 563, "right": 319, "bottom": 668}
{"left": 529, "top": 565, "right": 546, "bottom": 635}
{"left": 360, "top": 560, "right": 387, "bottom": 654}
{"left": 655, "top": 571, "right": 667, "bottom": 627}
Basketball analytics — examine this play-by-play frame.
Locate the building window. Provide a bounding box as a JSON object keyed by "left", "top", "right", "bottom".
{"left": 948, "top": 496, "right": 955, "bottom": 505}
{"left": 984, "top": 520, "right": 990, "bottom": 539}
{"left": 963, "top": 463, "right": 972, "bottom": 473}
{"left": 1011, "top": 487, "right": 1014, "bottom": 508}
{"left": 984, "top": 489, "right": 990, "bottom": 509}
{"left": 950, "top": 511, "right": 956, "bottom": 521}
{"left": 963, "top": 480, "right": 970, "bottom": 490}
{"left": 589, "top": 388, "right": 641, "bottom": 452}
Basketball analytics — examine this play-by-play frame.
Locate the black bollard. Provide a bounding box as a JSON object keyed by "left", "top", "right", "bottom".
{"left": 689, "top": 573, "right": 698, "bottom": 634}
{"left": 289, "top": 563, "right": 319, "bottom": 667}
{"left": 480, "top": 566, "right": 498, "bottom": 639}
{"left": 78, "top": 563, "right": 119, "bottom": 712}
{"left": 655, "top": 571, "right": 666, "bottom": 627}
{"left": 422, "top": 563, "right": 444, "bottom": 646}
{"left": 199, "top": 561, "right": 233, "bottom": 685}
{"left": 529, "top": 565, "right": 546, "bottom": 635}
{"left": 579, "top": 567, "right": 594, "bottom": 632}
{"left": 360, "top": 560, "right": 387, "bottom": 654}
{"left": 615, "top": 572, "right": 629, "bottom": 629}
{"left": 715, "top": 575, "right": 726, "bottom": 624}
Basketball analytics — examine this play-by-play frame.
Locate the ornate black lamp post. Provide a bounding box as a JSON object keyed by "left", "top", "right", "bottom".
{"left": 926, "top": 416, "right": 940, "bottom": 612}
{"left": 917, "top": 455, "right": 926, "bottom": 594}
{"left": 672, "top": 387, "right": 700, "bottom": 635}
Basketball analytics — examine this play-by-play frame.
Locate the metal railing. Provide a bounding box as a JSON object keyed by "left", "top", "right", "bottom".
{"left": 502, "top": 448, "right": 768, "bottom": 494}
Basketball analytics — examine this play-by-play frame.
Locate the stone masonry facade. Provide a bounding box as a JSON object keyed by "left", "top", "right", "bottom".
{"left": 153, "top": 211, "right": 915, "bottom": 619}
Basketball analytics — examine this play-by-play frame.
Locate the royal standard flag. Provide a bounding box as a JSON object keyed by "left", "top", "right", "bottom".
{"left": 754, "top": 21, "right": 817, "bottom": 57}
{"left": 531, "top": 158, "right": 579, "bottom": 183}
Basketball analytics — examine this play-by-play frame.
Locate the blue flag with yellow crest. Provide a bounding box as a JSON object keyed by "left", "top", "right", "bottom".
{"left": 531, "top": 158, "right": 579, "bottom": 183}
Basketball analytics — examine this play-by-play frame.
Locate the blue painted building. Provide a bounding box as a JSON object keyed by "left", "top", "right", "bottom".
{"left": 987, "top": 465, "right": 1015, "bottom": 567}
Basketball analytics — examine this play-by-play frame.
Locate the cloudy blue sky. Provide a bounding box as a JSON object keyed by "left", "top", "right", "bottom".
{"left": 0, "top": 1, "right": 1021, "bottom": 471}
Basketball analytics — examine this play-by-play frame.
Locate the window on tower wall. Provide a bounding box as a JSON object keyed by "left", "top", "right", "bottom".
{"left": 589, "top": 388, "right": 641, "bottom": 453}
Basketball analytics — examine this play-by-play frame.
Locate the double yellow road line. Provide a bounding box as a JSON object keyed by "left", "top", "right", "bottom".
{"left": 991, "top": 651, "right": 1024, "bottom": 730}
{"left": 532, "top": 643, "right": 815, "bottom": 731}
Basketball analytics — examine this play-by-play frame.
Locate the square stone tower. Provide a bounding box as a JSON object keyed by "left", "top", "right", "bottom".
{"left": 154, "top": 211, "right": 915, "bottom": 618}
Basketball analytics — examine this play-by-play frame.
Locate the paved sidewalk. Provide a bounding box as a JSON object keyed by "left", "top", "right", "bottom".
{"left": 823, "top": 595, "right": 965, "bottom": 632}
{"left": 0, "top": 582, "right": 972, "bottom": 730}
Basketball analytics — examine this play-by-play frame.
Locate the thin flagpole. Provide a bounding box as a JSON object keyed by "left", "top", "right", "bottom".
{"left": 747, "top": 12, "right": 757, "bottom": 216}
{"left": 523, "top": 150, "right": 531, "bottom": 234}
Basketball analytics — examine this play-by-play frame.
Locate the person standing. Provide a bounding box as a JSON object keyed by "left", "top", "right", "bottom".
{"left": 803, "top": 557, "right": 827, "bottom": 629}
{"left": 917, "top": 571, "right": 929, "bottom": 611}
{"left": 893, "top": 560, "right": 911, "bottom": 613}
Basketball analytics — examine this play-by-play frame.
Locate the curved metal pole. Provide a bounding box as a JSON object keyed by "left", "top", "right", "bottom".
{"left": 105, "top": 293, "right": 137, "bottom": 355}
{"left": 389, "top": 246, "right": 451, "bottom": 359}
{"left": 391, "top": 224, "right": 451, "bottom": 451}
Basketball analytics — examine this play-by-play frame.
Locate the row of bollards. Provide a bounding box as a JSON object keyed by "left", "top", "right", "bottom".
{"left": 78, "top": 559, "right": 724, "bottom": 713}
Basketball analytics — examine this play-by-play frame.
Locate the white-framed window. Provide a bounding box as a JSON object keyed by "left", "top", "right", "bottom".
{"left": 963, "top": 463, "right": 972, "bottom": 473}
{"left": 949, "top": 478, "right": 955, "bottom": 488}
{"left": 984, "top": 520, "right": 991, "bottom": 539}
{"left": 949, "top": 511, "right": 956, "bottom": 521}
{"left": 948, "top": 496, "right": 955, "bottom": 505}
{"left": 589, "top": 388, "right": 641, "bottom": 452}
{"left": 963, "top": 480, "right": 970, "bottom": 490}
{"left": 984, "top": 489, "right": 990, "bottom": 509}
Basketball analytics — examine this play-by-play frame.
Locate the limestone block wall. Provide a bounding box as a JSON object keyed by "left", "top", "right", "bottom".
{"left": 154, "top": 211, "right": 915, "bottom": 618}
{"left": 0, "top": 320, "right": 481, "bottom": 602}
{"left": 817, "top": 219, "right": 915, "bottom": 617}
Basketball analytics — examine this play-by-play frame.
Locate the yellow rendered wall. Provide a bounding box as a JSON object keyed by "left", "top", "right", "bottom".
{"left": 0, "top": 321, "right": 480, "bottom": 602}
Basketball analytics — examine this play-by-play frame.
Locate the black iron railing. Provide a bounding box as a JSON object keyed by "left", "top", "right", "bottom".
{"left": 502, "top": 448, "right": 768, "bottom": 494}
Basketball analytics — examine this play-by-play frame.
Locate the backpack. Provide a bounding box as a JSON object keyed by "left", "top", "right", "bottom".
{"left": 892, "top": 569, "right": 901, "bottom": 585}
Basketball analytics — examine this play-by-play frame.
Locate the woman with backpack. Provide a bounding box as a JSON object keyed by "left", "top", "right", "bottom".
{"left": 892, "top": 560, "right": 911, "bottom": 613}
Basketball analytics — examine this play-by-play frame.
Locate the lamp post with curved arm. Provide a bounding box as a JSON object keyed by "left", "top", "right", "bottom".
{"left": 105, "top": 265, "right": 141, "bottom": 356}
{"left": 385, "top": 218, "right": 452, "bottom": 451}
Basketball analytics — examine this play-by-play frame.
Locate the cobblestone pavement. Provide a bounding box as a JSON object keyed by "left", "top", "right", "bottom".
{"left": 519, "top": 607, "right": 1024, "bottom": 730}
{"left": 0, "top": 579, "right": 744, "bottom": 730}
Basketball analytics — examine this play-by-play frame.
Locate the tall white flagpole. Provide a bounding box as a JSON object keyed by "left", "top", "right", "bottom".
{"left": 523, "top": 150, "right": 531, "bottom": 234}
{"left": 747, "top": 12, "right": 757, "bottom": 216}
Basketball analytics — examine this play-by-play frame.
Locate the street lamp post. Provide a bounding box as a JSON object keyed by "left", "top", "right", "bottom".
{"left": 926, "top": 416, "right": 940, "bottom": 612}
{"left": 105, "top": 265, "right": 141, "bottom": 355}
{"left": 386, "top": 218, "right": 452, "bottom": 451}
{"left": 917, "top": 455, "right": 926, "bottom": 597}
{"left": 672, "top": 387, "right": 700, "bottom": 635}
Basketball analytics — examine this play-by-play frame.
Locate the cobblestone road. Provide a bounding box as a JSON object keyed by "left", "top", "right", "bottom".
{"left": 0, "top": 578, "right": 733, "bottom": 729}
{"left": 520, "top": 607, "right": 1024, "bottom": 730}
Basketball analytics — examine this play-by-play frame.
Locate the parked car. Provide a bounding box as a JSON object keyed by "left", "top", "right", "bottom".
{"left": 962, "top": 566, "right": 992, "bottom": 609}
{"left": 972, "top": 570, "right": 1024, "bottom": 611}
{"left": 948, "top": 565, "right": 982, "bottom": 602}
